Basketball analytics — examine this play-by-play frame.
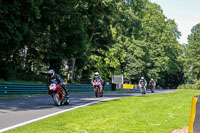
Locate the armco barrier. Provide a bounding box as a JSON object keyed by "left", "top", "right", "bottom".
{"left": 188, "top": 96, "right": 200, "bottom": 133}
{"left": 0, "top": 83, "right": 112, "bottom": 96}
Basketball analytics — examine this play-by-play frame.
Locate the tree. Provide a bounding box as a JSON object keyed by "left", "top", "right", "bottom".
{"left": 124, "top": 39, "right": 148, "bottom": 82}
{"left": 0, "top": 0, "right": 185, "bottom": 88}
{"left": 184, "top": 23, "right": 200, "bottom": 81}
{"left": 0, "top": 0, "right": 41, "bottom": 80}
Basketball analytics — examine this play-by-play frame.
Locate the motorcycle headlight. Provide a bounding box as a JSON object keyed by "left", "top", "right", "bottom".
{"left": 49, "top": 84, "right": 56, "bottom": 90}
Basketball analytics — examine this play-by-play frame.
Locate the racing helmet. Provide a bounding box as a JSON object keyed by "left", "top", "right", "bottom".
{"left": 94, "top": 72, "right": 99, "bottom": 78}
{"left": 48, "top": 69, "right": 55, "bottom": 78}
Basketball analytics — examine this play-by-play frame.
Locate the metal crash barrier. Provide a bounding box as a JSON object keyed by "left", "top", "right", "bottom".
{"left": 0, "top": 83, "right": 112, "bottom": 96}
{"left": 189, "top": 95, "right": 200, "bottom": 133}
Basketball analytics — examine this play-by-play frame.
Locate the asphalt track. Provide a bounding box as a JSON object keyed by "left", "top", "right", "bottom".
{"left": 0, "top": 89, "right": 175, "bottom": 132}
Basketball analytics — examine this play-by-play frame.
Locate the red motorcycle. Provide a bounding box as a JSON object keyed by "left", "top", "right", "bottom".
{"left": 93, "top": 79, "right": 103, "bottom": 97}
{"left": 48, "top": 81, "right": 69, "bottom": 106}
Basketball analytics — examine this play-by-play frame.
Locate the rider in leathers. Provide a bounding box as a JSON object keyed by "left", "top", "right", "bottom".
{"left": 91, "top": 72, "right": 104, "bottom": 92}
{"left": 138, "top": 77, "right": 147, "bottom": 90}
{"left": 149, "top": 78, "right": 156, "bottom": 88}
{"left": 47, "top": 69, "right": 68, "bottom": 95}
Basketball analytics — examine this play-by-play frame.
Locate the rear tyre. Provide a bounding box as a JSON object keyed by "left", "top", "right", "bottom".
{"left": 64, "top": 97, "right": 70, "bottom": 105}
{"left": 64, "top": 93, "right": 70, "bottom": 105}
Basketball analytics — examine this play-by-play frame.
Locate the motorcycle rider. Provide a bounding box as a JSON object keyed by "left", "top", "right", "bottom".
{"left": 91, "top": 72, "right": 104, "bottom": 92}
{"left": 149, "top": 78, "right": 156, "bottom": 89}
{"left": 47, "top": 69, "right": 68, "bottom": 95}
{"left": 138, "top": 77, "right": 147, "bottom": 90}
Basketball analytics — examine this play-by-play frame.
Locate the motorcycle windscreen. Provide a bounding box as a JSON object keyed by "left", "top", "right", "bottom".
{"left": 95, "top": 77, "right": 101, "bottom": 82}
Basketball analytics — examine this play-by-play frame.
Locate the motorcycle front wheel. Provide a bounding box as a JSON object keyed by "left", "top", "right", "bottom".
{"left": 141, "top": 87, "right": 146, "bottom": 94}
{"left": 52, "top": 92, "right": 61, "bottom": 106}
{"left": 95, "top": 88, "right": 99, "bottom": 97}
{"left": 151, "top": 88, "right": 155, "bottom": 93}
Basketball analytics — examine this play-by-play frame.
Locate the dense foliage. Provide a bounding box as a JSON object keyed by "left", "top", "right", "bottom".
{"left": 179, "top": 23, "right": 200, "bottom": 89}
{"left": 184, "top": 23, "right": 200, "bottom": 82}
{"left": 0, "top": 0, "right": 186, "bottom": 88}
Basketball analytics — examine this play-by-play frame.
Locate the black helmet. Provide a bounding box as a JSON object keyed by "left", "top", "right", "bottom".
{"left": 48, "top": 69, "right": 55, "bottom": 78}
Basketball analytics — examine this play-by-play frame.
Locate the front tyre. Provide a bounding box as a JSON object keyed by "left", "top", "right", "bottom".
{"left": 52, "top": 92, "right": 61, "bottom": 106}
{"left": 150, "top": 86, "right": 154, "bottom": 93}
{"left": 95, "top": 88, "right": 98, "bottom": 97}
{"left": 141, "top": 87, "right": 146, "bottom": 95}
{"left": 144, "top": 88, "right": 146, "bottom": 94}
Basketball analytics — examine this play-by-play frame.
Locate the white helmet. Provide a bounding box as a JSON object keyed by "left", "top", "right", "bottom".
{"left": 94, "top": 72, "right": 99, "bottom": 76}
{"left": 151, "top": 78, "right": 154, "bottom": 80}
{"left": 141, "top": 77, "right": 144, "bottom": 80}
{"left": 48, "top": 69, "right": 55, "bottom": 78}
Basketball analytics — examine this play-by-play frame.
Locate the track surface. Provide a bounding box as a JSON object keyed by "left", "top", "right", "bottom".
{"left": 0, "top": 89, "right": 175, "bottom": 132}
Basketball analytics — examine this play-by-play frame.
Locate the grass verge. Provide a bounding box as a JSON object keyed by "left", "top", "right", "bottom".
{"left": 5, "top": 89, "right": 200, "bottom": 133}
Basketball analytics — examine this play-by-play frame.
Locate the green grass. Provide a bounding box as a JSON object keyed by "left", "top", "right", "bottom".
{"left": 5, "top": 90, "right": 200, "bottom": 133}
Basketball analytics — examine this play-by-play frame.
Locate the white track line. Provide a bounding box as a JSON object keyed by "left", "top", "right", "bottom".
{"left": 0, "top": 97, "right": 117, "bottom": 133}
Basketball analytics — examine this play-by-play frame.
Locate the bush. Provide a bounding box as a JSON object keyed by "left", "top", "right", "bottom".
{"left": 194, "top": 80, "right": 200, "bottom": 90}
{"left": 0, "top": 79, "right": 5, "bottom": 83}
{"left": 178, "top": 80, "right": 200, "bottom": 90}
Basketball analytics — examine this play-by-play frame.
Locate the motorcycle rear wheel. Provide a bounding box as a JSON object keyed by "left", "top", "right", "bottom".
{"left": 64, "top": 95, "right": 70, "bottom": 105}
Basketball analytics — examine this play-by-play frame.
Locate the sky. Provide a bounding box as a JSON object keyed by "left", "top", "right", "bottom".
{"left": 150, "top": 0, "right": 200, "bottom": 44}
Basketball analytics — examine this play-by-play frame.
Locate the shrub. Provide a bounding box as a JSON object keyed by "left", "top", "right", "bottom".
{"left": 178, "top": 80, "right": 200, "bottom": 90}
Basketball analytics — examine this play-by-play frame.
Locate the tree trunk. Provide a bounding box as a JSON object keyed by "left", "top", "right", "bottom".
{"left": 71, "top": 58, "right": 76, "bottom": 83}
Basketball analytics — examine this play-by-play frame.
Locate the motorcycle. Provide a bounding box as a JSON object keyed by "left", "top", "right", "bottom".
{"left": 48, "top": 81, "right": 70, "bottom": 106}
{"left": 93, "top": 79, "right": 103, "bottom": 97}
{"left": 140, "top": 82, "right": 146, "bottom": 95}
